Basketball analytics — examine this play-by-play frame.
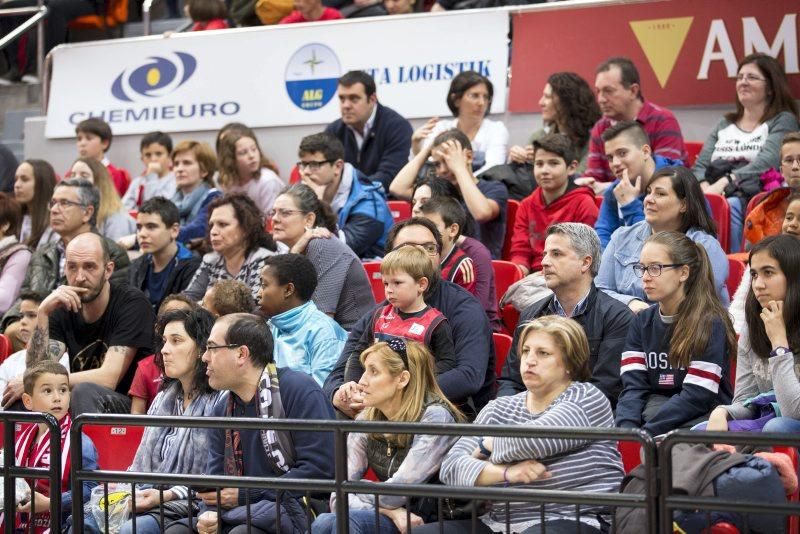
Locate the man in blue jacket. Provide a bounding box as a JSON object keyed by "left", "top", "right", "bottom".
{"left": 298, "top": 132, "right": 394, "bottom": 259}
{"left": 324, "top": 70, "right": 413, "bottom": 191}
{"left": 323, "top": 217, "right": 495, "bottom": 420}
{"left": 594, "top": 120, "right": 682, "bottom": 249}
{"left": 195, "top": 313, "right": 335, "bottom": 534}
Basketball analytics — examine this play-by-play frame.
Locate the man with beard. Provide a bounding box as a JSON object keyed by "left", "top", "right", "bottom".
{"left": 27, "top": 232, "right": 154, "bottom": 414}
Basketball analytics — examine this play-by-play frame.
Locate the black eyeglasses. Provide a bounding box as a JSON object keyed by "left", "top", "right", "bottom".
{"left": 205, "top": 343, "right": 242, "bottom": 352}
{"left": 632, "top": 263, "right": 685, "bottom": 278}
{"left": 296, "top": 160, "right": 334, "bottom": 171}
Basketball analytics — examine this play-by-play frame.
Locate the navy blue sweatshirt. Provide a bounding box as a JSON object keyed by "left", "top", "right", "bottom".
{"left": 206, "top": 368, "right": 335, "bottom": 504}
{"left": 615, "top": 305, "right": 732, "bottom": 436}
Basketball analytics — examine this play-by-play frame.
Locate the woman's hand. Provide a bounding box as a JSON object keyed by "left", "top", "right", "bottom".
{"left": 761, "top": 300, "right": 789, "bottom": 350}
{"left": 130, "top": 488, "right": 170, "bottom": 512}
{"left": 628, "top": 299, "right": 651, "bottom": 313}
{"left": 508, "top": 145, "right": 534, "bottom": 164}
{"left": 289, "top": 226, "right": 333, "bottom": 254}
{"left": 17, "top": 491, "right": 49, "bottom": 514}
{"left": 196, "top": 511, "right": 218, "bottom": 534}
{"left": 703, "top": 177, "right": 729, "bottom": 196}
{"left": 381, "top": 507, "right": 424, "bottom": 534}
{"left": 333, "top": 381, "right": 365, "bottom": 418}
{"left": 411, "top": 117, "right": 439, "bottom": 155}
{"left": 505, "top": 459, "right": 551, "bottom": 484}
{"left": 706, "top": 407, "right": 730, "bottom": 432}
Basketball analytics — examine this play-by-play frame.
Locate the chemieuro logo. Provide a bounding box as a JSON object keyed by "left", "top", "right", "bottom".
{"left": 285, "top": 44, "right": 341, "bottom": 111}
{"left": 111, "top": 52, "right": 197, "bottom": 102}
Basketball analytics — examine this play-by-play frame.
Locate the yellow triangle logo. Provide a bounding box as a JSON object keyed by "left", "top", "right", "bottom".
{"left": 630, "top": 17, "right": 694, "bottom": 88}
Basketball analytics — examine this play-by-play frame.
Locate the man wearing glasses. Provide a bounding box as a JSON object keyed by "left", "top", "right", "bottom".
{"left": 0, "top": 180, "right": 130, "bottom": 359}
{"left": 323, "top": 217, "right": 494, "bottom": 421}
{"left": 497, "top": 223, "right": 633, "bottom": 406}
{"left": 296, "top": 132, "right": 394, "bottom": 260}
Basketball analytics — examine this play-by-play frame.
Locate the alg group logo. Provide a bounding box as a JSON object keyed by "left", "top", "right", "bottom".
{"left": 111, "top": 52, "right": 197, "bottom": 102}
{"left": 285, "top": 43, "right": 341, "bottom": 111}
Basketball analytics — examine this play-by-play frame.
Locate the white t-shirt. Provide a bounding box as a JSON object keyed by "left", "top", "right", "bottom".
{"left": 711, "top": 122, "right": 769, "bottom": 163}
{"left": 0, "top": 350, "right": 71, "bottom": 408}
{"left": 421, "top": 117, "right": 510, "bottom": 175}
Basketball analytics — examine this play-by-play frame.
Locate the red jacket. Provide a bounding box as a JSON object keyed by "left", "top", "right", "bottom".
{"left": 510, "top": 182, "right": 599, "bottom": 272}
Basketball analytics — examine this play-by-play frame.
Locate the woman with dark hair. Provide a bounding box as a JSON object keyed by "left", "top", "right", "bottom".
{"left": 0, "top": 193, "right": 30, "bottom": 314}
{"left": 216, "top": 124, "right": 283, "bottom": 215}
{"left": 14, "top": 159, "right": 57, "bottom": 250}
{"left": 112, "top": 308, "right": 222, "bottom": 534}
{"left": 706, "top": 233, "right": 800, "bottom": 433}
{"left": 418, "top": 316, "right": 622, "bottom": 533}
{"left": 693, "top": 53, "right": 800, "bottom": 253}
{"left": 508, "top": 72, "right": 601, "bottom": 174}
{"left": 616, "top": 231, "right": 735, "bottom": 435}
{"left": 596, "top": 166, "right": 729, "bottom": 311}
{"left": 270, "top": 183, "right": 374, "bottom": 330}
{"left": 183, "top": 194, "right": 285, "bottom": 302}
{"left": 411, "top": 71, "right": 508, "bottom": 175}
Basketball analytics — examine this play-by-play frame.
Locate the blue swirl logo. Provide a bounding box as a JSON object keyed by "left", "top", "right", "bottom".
{"left": 111, "top": 52, "right": 197, "bottom": 103}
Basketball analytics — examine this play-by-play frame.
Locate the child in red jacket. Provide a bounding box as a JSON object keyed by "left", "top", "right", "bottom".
{"left": 510, "top": 133, "right": 599, "bottom": 275}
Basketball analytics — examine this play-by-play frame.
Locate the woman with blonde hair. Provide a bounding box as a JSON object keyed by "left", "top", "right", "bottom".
{"left": 313, "top": 338, "right": 464, "bottom": 534}
{"left": 216, "top": 125, "right": 283, "bottom": 215}
{"left": 418, "top": 315, "right": 622, "bottom": 534}
{"left": 69, "top": 157, "right": 135, "bottom": 240}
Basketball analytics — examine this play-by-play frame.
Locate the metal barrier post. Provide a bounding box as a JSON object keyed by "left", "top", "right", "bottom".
{"left": 142, "top": 0, "right": 155, "bottom": 36}
{"left": 333, "top": 426, "right": 349, "bottom": 533}
{"left": 36, "top": 0, "right": 44, "bottom": 82}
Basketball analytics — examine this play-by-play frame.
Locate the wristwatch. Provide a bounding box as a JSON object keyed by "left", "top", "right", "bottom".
{"left": 770, "top": 346, "right": 790, "bottom": 358}
{"left": 478, "top": 438, "right": 491, "bottom": 457}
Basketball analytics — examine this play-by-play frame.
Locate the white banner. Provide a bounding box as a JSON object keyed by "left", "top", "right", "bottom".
{"left": 45, "top": 12, "right": 510, "bottom": 138}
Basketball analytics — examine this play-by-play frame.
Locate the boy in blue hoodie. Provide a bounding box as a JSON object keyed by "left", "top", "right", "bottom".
{"left": 595, "top": 121, "right": 682, "bottom": 249}
{"left": 128, "top": 197, "right": 201, "bottom": 312}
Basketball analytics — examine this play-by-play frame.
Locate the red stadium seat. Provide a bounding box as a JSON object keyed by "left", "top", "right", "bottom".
{"left": 617, "top": 440, "right": 642, "bottom": 474}
{"left": 685, "top": 141, "right": 703, "bottom": 167}
{"left": 501, "top": 304, "right": 520, "bottom": 336}
{"left": 387, "top": 200, "right": 412, "bottom": 223}
{"left": 289, "top": 165, "right": 301, "bottom": 184}
{"left": 705, "top": 193, "right": 730, "bottom": 252}
{"left": 745, "top": 191, "right": 769, "bottom": 217}
{"left": 82, "top": 425, "right": 145, "bottom": 471}
{"left": 0, "top": 334, "right": 12, "bottom": 364}
{"left": 492, "top": 260, "right": 524, "bottom": 305}
{"left": 726, "top": 256, "right": 746, "bottom": 297}
{"left": 362, "top": 261, "right": 384, "bottom": 304}
{"left": 501, "top": 199, "right": 520, "bottom": 261}
{"left": 774, "top": 446, "right": 800, "bottom": 534}
{"left": 492, "top": 332, "right": 513, "bottom": 378}
{"left": 595, "top": 195, "right": 604, "bottom": 210}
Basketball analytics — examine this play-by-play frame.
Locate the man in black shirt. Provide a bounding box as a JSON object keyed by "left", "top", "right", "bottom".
{"left": 27, "top": 232, "right": 154, "bottom": 414}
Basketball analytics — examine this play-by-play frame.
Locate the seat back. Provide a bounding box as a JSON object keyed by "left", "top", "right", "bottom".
{"left": 501, "top": 199, "right": 520, "bottom": 261}
{"left": 69, "top": 0, "right": 129, "bottom": 30}
{"left": 685, "top": 141, "right": 703, "bottom": 167}
{"left": 387, "top": 200, "right": 412, "bottom": 224}
{"left": 492, "top": 332, "right": 513, "bottom": 378}
{"left": 491, "top": 260, "right": 524, "bottom": 305}
{"left": 726, "top": 256, "right": 746, "bottom": 296}
{"left": 362, "top": 261, "right": 384, "bottom": 304}
{"left": 705, "top": 193, "right": 730, "bottom": 252}
{"left": 82, "top": 425, "right": 145, "bottom": 471}
{"left": 0, "top": 334, "right": 12, "bottom": 364}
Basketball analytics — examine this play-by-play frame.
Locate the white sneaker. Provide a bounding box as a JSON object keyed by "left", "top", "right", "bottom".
{"left": 20, "top": 74, "right": 39, "bottom": 84}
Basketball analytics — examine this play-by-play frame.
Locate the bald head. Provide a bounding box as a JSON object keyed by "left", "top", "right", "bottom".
{"left": 67, "top": 232, "right": 109, "bottom": 264}
{"left": 64, "top": 233, "right": 114, "bottom": 303}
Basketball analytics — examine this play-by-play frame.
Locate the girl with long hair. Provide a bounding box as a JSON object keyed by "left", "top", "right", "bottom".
{"left": 69, "top": 157, "right": 135, "bottom": 241}
{"left": 313, "top": 339, "right": 464, "bottom": 534}
{"left": 14, "top": 159, "right": 57, "bottom": 250}
{"left": 707, "top": 233, "right": 800, "bottom": 433}
{"left": 616, "top": 231, "right": 736, "bottom": 435}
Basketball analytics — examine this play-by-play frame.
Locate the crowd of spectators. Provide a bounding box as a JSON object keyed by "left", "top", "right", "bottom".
{"left": 0, "top": 44, "right": 799, "bottom": 534}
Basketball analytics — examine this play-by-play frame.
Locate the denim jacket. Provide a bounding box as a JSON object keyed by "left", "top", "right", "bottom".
{"left": 594, "top": 220, "right": 729, "bottom": 306}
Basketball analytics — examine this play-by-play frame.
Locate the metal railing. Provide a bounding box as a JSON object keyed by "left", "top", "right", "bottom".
{"left": 70, "top": 413, "right": 657, "bottom": 534}
{"left": 1, "top": 411, "right": 62, "bottom": 534}
{"left": 0, "top": 1, "right": 47, "bottom": 86}
{"left": 659, "top": 430, "right": 800, "bottom": 533}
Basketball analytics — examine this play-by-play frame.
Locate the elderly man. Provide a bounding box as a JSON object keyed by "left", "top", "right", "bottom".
{"left": 323, "top": 217, "right": 495, "bottom": 420}
{"left": 497, "top": 223, "right": 633, "bottom": 405}
{"left": 26, "top": 232, "right": 154, "bottom": 414}
{"left": 185, "top": 313, "right": 334, "bottom": 534}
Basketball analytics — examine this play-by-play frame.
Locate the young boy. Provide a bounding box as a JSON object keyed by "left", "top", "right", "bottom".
{"left": 13, "top": 361, "right": 97, "bottom": 533}
{"left": 370, "top": 246, "right": 456, "bottom": 374}
{"left": 418, "top": 196, "right": 475, "bottom": 294}
{"left": 594, "top": 121, "right": 682, "bottom": 249}
{"left": 122, "top": 131, "right": 177, "bottom": 210}
{"left": 510, "top": 133, "right": 599, "bottom": 275}
{"left": 390, "top": 129, "right": 508, "bottom": 259}
{"left": 75, "top": 117, "right": 130, "bottom": 197}
{"left": 202, "top": 279, "right": 256, "bottom": 317}
{"left": 743, "top": 132, "right": 800, "bottom": 246}
{"left": 129, "top": 197, "right": 201, "bottom": 312}
{"left": 0, "top": 291, "right": 69, "bottom": 411}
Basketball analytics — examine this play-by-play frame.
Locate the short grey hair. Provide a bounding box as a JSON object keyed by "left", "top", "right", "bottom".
{"left": 546, "top": 223, "right": 601, "bottom": 277}
{"left": 56, "top": 178, "right": 100, "bottom": 227}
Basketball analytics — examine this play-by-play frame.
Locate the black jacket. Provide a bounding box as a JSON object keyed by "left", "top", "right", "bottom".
{"left": 497, "top": 284, "right": 633, "bottom": 405}
{"left": 323, "top": 277, "right": 495, "bottom": 416}
{"left": 324, "top": 103, "right": 413, "bottom": 191}
{"left": 128, "top": 248, "right": 201, "bottom": 312}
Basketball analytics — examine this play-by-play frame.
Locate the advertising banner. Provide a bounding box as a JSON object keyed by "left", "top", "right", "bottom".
{"left": 509, "top": 0, "right": 799, "bottom": 112}
{"left": 46, "top": 11, "right": 510, "bottom": 138}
